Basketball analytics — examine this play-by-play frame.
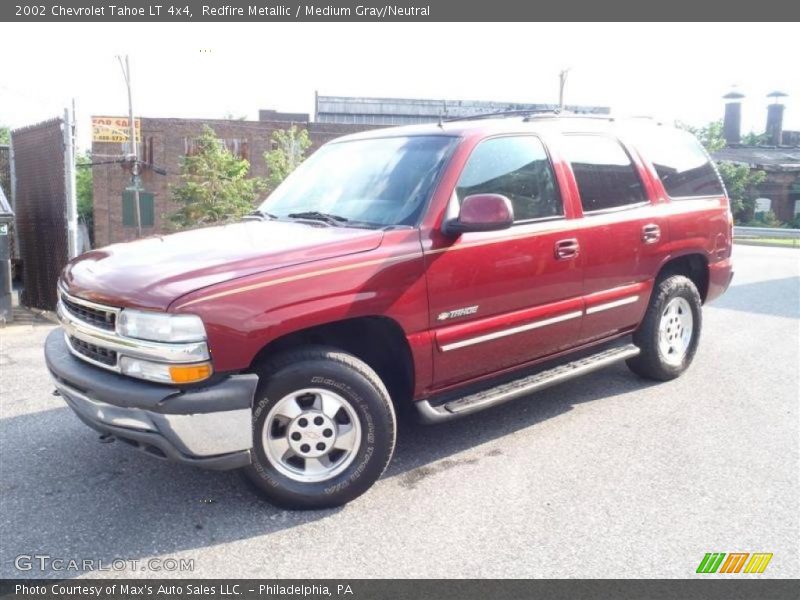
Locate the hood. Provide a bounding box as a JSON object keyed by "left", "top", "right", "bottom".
{"left": 63, "top": 220, "right": 384, "bottom": 310}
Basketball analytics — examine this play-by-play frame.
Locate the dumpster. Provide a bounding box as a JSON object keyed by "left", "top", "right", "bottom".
{"left": 0, "top": 183, "right": 13, "bottom": 323}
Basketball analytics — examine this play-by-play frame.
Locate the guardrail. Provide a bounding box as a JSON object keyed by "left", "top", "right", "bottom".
{"left": 734, "top": 226, "right": 800, "bottom": 240}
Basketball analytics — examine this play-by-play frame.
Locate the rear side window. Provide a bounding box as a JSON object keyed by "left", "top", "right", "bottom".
{"left": 456, "top": 136, "right": 563, "bottom": 221}
{"left": 635, "top": 129, "right": 725, "bottom": 198}
{"left": 560, "top": 135, "right": 647, "bottom": 212}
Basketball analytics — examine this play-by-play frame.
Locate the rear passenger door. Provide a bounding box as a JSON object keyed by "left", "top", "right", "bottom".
{"left": 557, "top": 134, "right": 665, "bottom": 344}
{"left": 426, "top": 135, "right": 584, "bottom": 388}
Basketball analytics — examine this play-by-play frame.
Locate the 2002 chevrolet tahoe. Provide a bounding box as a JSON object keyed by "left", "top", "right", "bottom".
{"left": 45, "top": 113, "right": 733, "bottom": 508}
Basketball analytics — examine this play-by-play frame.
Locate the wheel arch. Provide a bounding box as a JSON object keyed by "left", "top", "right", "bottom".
{"left": 248, "top": 315, "right": 416, "bottom": 409}
{"left": 655, "top": 252, "right": 710, "bottom": 302}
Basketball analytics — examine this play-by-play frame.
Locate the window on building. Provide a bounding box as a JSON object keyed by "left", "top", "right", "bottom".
{"left": 633, "top": 128, "right": 725, "bottom": 198}
{"left": 560, "top": 135, "right": 647, "bottom": 212}
{"left": 455, "top": 136, "right": 563, "bottom": 221}
{"left": 122, "top": 190, "right": 155, "bottom": 228}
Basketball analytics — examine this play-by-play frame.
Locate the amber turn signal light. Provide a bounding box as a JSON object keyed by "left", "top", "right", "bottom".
{"left": 169, "top": 363, "right": 213, "bottom": 384}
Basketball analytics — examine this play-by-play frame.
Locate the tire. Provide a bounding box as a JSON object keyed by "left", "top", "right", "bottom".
{"left": 244, "top": 346, "right": 396, "bottom": 509}
{"left": 626, "top": 275, "right": 702, "bottom": 381}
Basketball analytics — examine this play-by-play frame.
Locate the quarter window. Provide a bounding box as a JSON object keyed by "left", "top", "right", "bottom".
{"left": 634, "top": 128, "right": 725, "bottom": 198}
{"left": 456, "top": 136, "right": 562, "bottom": 221}
{"left": 560, "top": 135, "right": 647, "bottom": 212}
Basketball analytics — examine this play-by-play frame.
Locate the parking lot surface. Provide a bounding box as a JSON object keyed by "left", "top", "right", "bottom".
{"left": 1, "top": 244, "right": 798, "bottom": 579}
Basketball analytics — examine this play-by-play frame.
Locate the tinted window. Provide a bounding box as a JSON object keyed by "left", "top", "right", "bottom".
{"left": 456, "top": 136, "right": 562, "bottom": 221}
{"left": 560, "top": 135, "right": 647, "bottom": 212}
{"left": 635, "top": 128, "right": 725, "bottom": 198}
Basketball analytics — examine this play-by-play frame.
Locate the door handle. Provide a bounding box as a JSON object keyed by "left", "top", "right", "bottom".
{"left": 642, "top": 224, "right": 661, "bottom": 244}
{"left": 555, "top": 238, "right": 580, "bottom": 260}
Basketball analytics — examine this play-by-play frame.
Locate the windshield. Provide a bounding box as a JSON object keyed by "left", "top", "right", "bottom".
{"left": 258, "top": 135, "right": 457, "bottom": 227}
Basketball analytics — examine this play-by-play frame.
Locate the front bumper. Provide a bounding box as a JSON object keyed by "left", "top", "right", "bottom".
{"left": 45, "top": 328, "right": 257, "bottom": 470}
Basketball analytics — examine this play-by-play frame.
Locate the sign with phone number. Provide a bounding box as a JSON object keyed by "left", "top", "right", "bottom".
{"left": 91, "top": 117, "right": 141, "bottom": 143}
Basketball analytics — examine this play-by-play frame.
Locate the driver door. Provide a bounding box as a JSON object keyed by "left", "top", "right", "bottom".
{"left": 424, "top": 135, "right": 584, "bottom": 389}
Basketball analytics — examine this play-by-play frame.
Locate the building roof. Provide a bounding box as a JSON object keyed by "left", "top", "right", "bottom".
{"left": 315, "top": 95, "right": 610, "bottom": 125}
{"left": 712, "top": 146, "right": 800, "bottom": 171}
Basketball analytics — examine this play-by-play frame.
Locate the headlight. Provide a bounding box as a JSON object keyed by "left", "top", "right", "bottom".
{"left": 119, "top": 357, "right": 213, "bottom": 384}
{"left": 117, "top": 309, "right": 206, "bottom": 343}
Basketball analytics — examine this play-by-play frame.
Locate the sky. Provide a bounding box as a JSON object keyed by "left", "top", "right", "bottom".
{"left": 2, "top": 22, "right": 799, "bottom": 151}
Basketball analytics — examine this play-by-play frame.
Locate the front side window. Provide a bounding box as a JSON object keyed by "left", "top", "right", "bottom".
{"left": 633, "top": 128, "right": 725, "bottom": 198}
{"left": 560, "top": 135, "right": 647, "bottom": 212}
{"left": 260, "top": 135, "right": 457, "bottom": 227}
{"left": 456, "top": 136, "right": 563, "bottom": 221}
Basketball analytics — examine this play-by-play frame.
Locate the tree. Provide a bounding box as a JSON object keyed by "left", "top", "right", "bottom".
{"left": 0, "top": 126, "right": 10, "bottom": 145}
{"left": 679, "top": 120, "right": 767, "bottom": 224}
{"left": 169, "top": 125, "right": 267, "bottom": 229}
{"left": 75, "top": 151, "right": 94, "bottom": 242}
{"left": 741, "top": 131, "right": 768, "bottom": 145}
{"left": 264, "top": 125, "right": 311, "bottom": 192}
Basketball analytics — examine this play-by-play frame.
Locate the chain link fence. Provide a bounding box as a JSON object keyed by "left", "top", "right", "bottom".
{"left": 11, "top": 118, "right": 69, "bottom": 311}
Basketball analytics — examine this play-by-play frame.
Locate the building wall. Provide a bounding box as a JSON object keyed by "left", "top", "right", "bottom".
{"left": 92, "top": 117, "right": 374, "bottom": 247}
{"left": 315, "top": 94, "right": 610, "bottom": 126}
{"left": 755, "top": 170, "right": 800, "bottom": 223}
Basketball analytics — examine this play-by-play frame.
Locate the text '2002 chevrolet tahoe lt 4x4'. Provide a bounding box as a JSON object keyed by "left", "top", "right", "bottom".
{"left": 45, "top": 113, "right": 733, "bottom": 508}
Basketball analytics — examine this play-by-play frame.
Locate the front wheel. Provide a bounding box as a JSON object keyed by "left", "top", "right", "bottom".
{"left": 627, "top": 275, "right": 702, "bottom": 381}
{"left": 244, "top": 347, "right": 396, "bottom": 509}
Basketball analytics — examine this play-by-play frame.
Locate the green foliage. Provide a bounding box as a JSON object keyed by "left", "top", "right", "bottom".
{"left": 0, "top": 126, "right": 9, "bottom": 145}
{"left": 716, "top": 161, "right": 766, "bottom": 221}
{"left": 264, "top": 126, "right": 311, "bottom": 192}
{"left": 679, "top": 120, "right": 770, "bottom": 224}
{"left": 745, "top": 210, "right": 785, "bottom": 228}
{"left": 169, "top": 125, "right": 267, "bottom": 230}
{"left": 679, "top": 120, "right": 726, "bottom": 153}
{"left": 741, "top": 131, "right": 768, "bottom": 145}
{"left": 75, "top": 152, "right": 94, "bottom": 241}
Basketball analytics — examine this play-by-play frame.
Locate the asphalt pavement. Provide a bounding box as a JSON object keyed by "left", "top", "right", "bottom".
{"left": 1, "top": 244, "right": 797, "bottom": 579}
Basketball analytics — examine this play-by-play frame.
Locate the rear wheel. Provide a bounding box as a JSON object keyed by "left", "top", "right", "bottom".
{"left": 245, "top": 347, "right": 396, "bottom": 509}
{"left": 627, "top": 275, "right": 702, "bottom": 381}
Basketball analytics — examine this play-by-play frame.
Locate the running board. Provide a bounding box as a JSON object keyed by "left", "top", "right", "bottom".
{"left": 416, "top": 343, "right": 640, "bottom": 424}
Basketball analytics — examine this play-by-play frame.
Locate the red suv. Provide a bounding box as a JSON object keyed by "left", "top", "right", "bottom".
{"left": 45, "top": 114, "right": 733, "bottom": 508}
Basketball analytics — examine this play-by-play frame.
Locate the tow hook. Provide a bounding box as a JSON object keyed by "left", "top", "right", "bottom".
{"left": 52, "top": 389, "right": 61, "bottom": 397}
{"left": 98, "top": 433, "right": 115, "bottom": 444}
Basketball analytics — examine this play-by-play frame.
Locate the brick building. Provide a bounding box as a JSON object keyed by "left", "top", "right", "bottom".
{"left": 91, "top": 116, "right": 372, "bottom": 247}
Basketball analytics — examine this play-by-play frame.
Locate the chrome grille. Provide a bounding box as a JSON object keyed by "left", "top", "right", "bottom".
{"left": 68, "top": 335, "right": 118, "bottom": 367}
{"left": 60, "top": 293, "right": 117, "bottom": 331}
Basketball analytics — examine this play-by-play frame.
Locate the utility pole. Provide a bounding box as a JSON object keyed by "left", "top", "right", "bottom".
{"left": 63, "top": 106, "right": 78, "bottom": 258}
{"left": 558, "top": 68, "right": 571, "bottom": 112}
{"left": 118, "top": 55, "right": 142, "bottom": 237}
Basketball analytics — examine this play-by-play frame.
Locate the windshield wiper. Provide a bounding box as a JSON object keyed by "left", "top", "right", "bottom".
{"left": 286, "top": 211, "right": 349, "bottom": 226}
{"left": 242, "top": 209, "right": 278, "bottom": 221}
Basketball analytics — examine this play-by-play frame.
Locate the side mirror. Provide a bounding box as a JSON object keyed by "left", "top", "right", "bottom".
{"left": 442, "top": 194, "right": 514, "bottom": 236}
